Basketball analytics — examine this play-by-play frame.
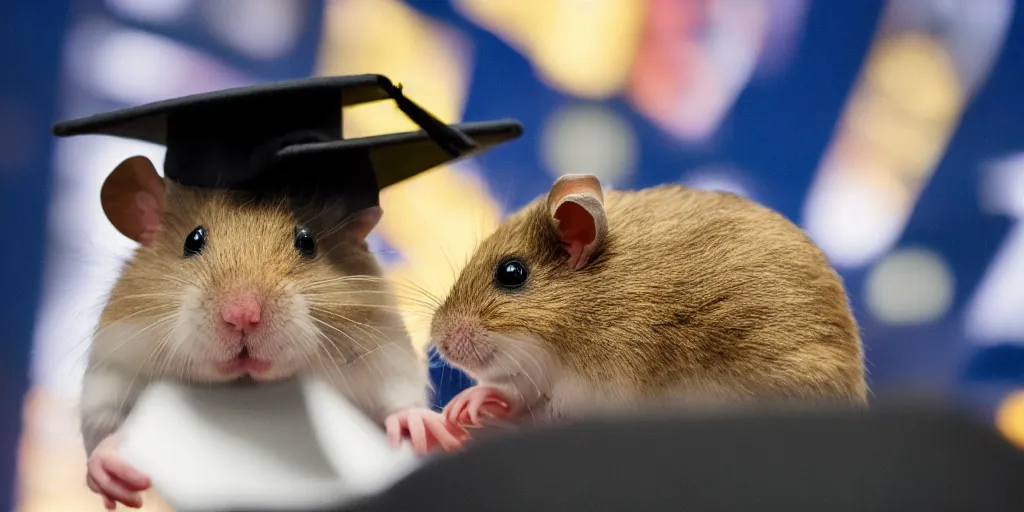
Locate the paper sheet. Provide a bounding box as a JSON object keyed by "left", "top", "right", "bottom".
{"left": 118, "top": 376, "right": 420, "bottom": 512}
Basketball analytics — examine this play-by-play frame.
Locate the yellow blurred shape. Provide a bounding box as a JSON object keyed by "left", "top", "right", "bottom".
{"left": 869, "top": 34, "right": 961, "bottom": 121}
{"left": 454, "top": 0, "right": 645, "bottom": 99}
{"left": 317, "top": 0, "right": 503, "bottom": 350}
{"left": 318, "top": 0, "right": 471, "bottom": 136}
{"left": 996, "top": 390, "right": 1024, "bottom": 450}
{"left": 803, "top": 30, "right": 971, "bottom": 267}
{"left": 374, "top": 166, "right": 503, "bottom": 349}
{"left": 854, "top": 33, "right": 963, "bottom": 181}
{"left": 16, "top": 387, "right": 173, "bottom": 512}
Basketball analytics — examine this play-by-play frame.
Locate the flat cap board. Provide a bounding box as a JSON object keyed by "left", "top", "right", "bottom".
{"left": 51, "top": 74, "right": 522, "bottom": 203}
{"left": 319, "top": 402, "right": 1024, "bottom": 512}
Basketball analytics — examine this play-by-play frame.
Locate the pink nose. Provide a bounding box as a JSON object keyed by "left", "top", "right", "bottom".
{"left": 221, "top": 295, "right": 262, "bottom": 334}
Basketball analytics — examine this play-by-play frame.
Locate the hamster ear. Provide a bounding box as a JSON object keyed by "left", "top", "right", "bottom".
{"left": 546, "top": 174, "right": 608, "bottom": 270}
{"left": 100, "top": 156, "right": 166, "bottom": 246}
{"left": 349, "top": 206, "right": 383, "bottom": 241}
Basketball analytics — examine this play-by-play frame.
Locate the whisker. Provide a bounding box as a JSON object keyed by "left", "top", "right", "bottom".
{"left": 494, "top": 358, "right": 535, "bottom": 423}
{"left": 499, "top": 343, "right": 544, "bottom": 403}
{"left": 307, "top": 307, "right": 396, "bottom": 351}
{"left": 304, "top": 298, "right": 436, "bottom": 318}
{"left": 118, "top": 328, "right": 173, "bottom": 414}
{"left": 304, "top": 291, "right": 439, "bottom": 313}
{"left": 308, "top": 317, "right": 371, "bottom": 354}
{"left": 89, "top": 315, "right": 180, "bottom": 366}
{"left": 310, "top": 324, "right": 358, "bottom": 363}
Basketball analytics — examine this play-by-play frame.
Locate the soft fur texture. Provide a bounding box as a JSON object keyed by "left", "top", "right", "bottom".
{"left": 433, "top": 181, "right": 867, "bottom": 423}
{"left": 84, "top": 179, "right": 427, "bottom": 452}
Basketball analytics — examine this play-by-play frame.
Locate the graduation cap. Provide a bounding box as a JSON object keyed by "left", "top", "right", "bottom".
{"left": 52, "top": 74, "right": 523, "bottom": 207}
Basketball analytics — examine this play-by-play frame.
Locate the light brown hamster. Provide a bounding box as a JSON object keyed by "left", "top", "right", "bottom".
{"left": 431, "top": 173, "right": 867, "bottom": 429}
{"left": 81, "top": 156, "right": 463, "bottom": 510}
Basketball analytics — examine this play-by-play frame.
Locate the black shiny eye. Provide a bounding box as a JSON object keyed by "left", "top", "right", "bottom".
{"left": 294, "top": 228, "right": 316, "bottom": 257}
{"left": 494, "top": 259, "right": 528, "bottom": 289}
{"left": 183, "top": 226, "right": 206, "bottom": 257}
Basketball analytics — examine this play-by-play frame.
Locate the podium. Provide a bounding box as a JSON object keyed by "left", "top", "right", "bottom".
{"left": 330, "top": 402, "right": 1024, "bottom": 512}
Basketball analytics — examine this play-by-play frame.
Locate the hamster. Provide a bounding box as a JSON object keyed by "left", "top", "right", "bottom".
{"left": 81, "top": 156, "right": 464, "bottom": 510}
{"left": 431, "top": 173, "right": 867, "bottom": 430}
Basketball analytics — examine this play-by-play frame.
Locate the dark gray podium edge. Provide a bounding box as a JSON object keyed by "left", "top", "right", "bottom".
{"left": 249, "top": 401, "right": 1024, "bottom": 512}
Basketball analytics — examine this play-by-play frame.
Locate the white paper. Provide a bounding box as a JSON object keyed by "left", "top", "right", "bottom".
{"left": 118, "top": 376, "right": 420, "bottom": 512}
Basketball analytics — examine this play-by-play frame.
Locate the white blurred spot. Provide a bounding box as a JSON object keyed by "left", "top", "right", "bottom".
{"left": 966, "top": 157, "right": 1024, "bottom": 344}
{"left": 980, "top": 154, "right": 1024, "bottom": 217}
{"left": 865, "top": 248, "right": 955, "bottom": 326}
{"left": 884, "top": 0, "right": 1013, "bottom": 94}
{"left": 540, "top": 103, "right": 637, "bottom": 187}
{"left": 803, "top": 171, "right": 905, "bottom": 269}
{"left": 201, "top": 0, "right": 306, "bottom": 61}
{"left": 107, "top": 0, "right": 194, "bottom": 23}
{"left": 680, "top": 165, "right": 754, "bottom": 198}
{"left": 67, "top": 22, "right": 252, "bottom": 106}
{"left": 32, "top": 137, "right": 167, "bottom": 399}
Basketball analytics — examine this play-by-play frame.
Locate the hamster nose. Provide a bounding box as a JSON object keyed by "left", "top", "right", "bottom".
{"left": 221, "top": 295, "right": 262, "bottom": 334}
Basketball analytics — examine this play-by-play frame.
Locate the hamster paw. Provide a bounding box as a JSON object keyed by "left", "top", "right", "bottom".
{"left": 444, "top": 386, "right": 512, "bottom": 429}
{"left": 384, "top": 407, "right": 468, "bottom": 454}
{"left": 85, "top": 433, "right": 151, "bottom": 510}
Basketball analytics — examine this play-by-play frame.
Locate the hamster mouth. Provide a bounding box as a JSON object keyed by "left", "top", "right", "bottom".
{"left": 217, "top": 346, "right": 272, "bottom": 375}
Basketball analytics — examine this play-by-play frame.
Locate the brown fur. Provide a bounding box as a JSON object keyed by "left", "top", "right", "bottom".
{"left": 81, "top": 174, "right": 430, "bottom": 461}
{"left": 433, "top": 184, "right": 868, "bottom": 405}
{"left": 94, "top": 181, "right": 406, "bottom": 383}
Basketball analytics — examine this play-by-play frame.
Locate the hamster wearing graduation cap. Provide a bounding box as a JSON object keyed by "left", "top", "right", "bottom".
{"left": 53, "top": 75, "right": 522, "bottom": 509}
{"left": 433, "top": 174, "right": 867, "bottom": 429}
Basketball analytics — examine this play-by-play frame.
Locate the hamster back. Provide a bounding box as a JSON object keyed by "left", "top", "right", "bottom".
{"left": 432, "top": 178, "right": 867, "bottom": 407}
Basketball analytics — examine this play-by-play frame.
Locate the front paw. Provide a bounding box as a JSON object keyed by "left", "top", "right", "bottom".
{"left": 384, "top": 407, "right": 468, "bottom": 455}
{"left": 85, "top": 433, "right": 151, "bottom": 510}
{"left": 443, "top": 386, "right": 512, "bottom": 429}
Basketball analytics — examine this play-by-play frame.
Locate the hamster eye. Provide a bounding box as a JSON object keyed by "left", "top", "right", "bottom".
{"left": 183, "top": 226, "right": 206, "bottom": 257}
{"left": 494, "top": 259, "right": 528, "bottom": 289}
{"left": 294, "top": 228, "right": 316, "bottom": 257}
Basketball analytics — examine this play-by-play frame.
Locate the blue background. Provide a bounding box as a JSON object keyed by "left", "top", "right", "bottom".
{"left": 4, "top": 0, "right": 1024, "bottom": 507}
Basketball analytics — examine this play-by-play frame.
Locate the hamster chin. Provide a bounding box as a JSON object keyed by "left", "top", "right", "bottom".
{"left": 172, "top": 281, "right": 314, "bottom": 383}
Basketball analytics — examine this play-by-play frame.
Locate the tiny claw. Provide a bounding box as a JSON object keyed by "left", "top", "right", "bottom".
{"left": 385, "top": 407, "right": 468, "bottom": 454}
{"left": 444, "top": 386, "right": 513, "bottom": 429}
{"left": 86, "top": 433, "right": 150, "bottom": 509}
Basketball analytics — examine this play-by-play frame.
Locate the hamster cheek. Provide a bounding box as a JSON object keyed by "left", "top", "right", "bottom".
{"left": 269, "top": 293, "right": 328, "bottom": 374}
{"left": 171, "top": 287, "right": 234, "bottom": 381}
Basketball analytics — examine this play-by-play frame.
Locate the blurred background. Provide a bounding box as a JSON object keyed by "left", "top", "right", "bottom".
{"left": 3, "top": 0, "right": 1024, "bottom": 509}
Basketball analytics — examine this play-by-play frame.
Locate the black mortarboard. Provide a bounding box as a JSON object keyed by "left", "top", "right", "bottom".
{"left": 52, "top": 74, "right": 523, "bottom": 207}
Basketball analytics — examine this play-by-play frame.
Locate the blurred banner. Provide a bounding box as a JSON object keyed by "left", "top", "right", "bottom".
{"left": 15, "top": 0, "right": 1024, "bottom": 509}
{"left": 0, "top": 0, "right": 69, "bottom": 509}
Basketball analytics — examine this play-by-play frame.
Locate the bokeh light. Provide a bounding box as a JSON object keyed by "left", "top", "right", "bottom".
{"left": 627, "top": 0, "right": 770, "bottom": 142}
{"left": 539, "top": 103, "right": 638, "bottom": 186}
{"left": 865, "top": 247, "right": 955, "bottom": 326}
{"left": 67, "top": 22, "right": 251, "bottom": 106}
{"left": 201, "top": 0, "right": 307, "bottom": 61}
{"left": 680, "top": 164, "right": 755, "bottom": 199}
{"left": 966, "top": 155, "right": 1024, "bottom": 345}
{"left": 454, "top": 0, "right": 645, "bottom": 99}
{"left": 318, "top": 0, "right": 500, "bottom": 351}
{"left": 12, "top": 1, "right": 1024, "bottom": 509}
{"left": 105, "top": 0, "right": 193, "bottom": 24}
{"left": 996, "top": 390, "right": 1024, "bottom": 449}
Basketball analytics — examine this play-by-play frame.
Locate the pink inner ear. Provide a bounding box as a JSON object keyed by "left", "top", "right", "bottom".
{"left": 554, "top": 201, "right": 596, "bottom": 265}
{"left": 134, "top": 191, "right": 163, "bottom": 246}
